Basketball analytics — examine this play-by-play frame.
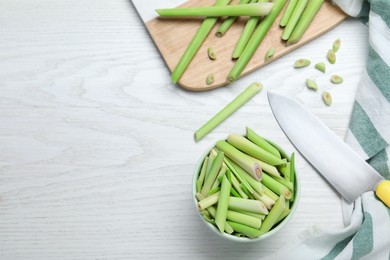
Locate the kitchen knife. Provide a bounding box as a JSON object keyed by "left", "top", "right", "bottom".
{"left": 267, "top": 92, "right": 390, "bottom": 208}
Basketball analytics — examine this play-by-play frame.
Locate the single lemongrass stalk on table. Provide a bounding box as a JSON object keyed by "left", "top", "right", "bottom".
{"left": 231, "top": 0, "right": 261, "bottom": 59}
{"left": 201, "top": 151, "right": 224, "bottom": 196}
{"left": 216, "top": 140, "right": 262, "bottom": 180}
{"left": 196, "top": 156, "right": 209, "bottom": 192}
{"left": 224, "top": 157, "right": 256, "bottom": 194}
{"left": 197, "top": 191, "right": 220, "bottom": 210}
{"left": 231, "top": 173, "right": 249, "bottom": 199}
{"left": 227, "top": 221, "right": 261, "bottom": 238}
{"left": 279, "top": 0, "right": 299, "bottom": 26}
{"left": 228, "top": 159, "right": 263, "bottom": 195}
{"left": 281, "top": 0, "right": 309, "bottom": 40}
{"left": 238, "top": 211, "right": 266, "bottom": 220}
{"left": 258, "top": 196, "right": 286, "bottom": 234}
{"left": 211, "top": 164, "right": 227, "bottom": 190}
{"left": 246, "top": 127, "right": 281, "bottom": 158}
{"left": 287, "top": 0, "right": 324, "bottom": 45}
{"left": 206, "top": 206, "right": 234, "bottom": 234}
{"left": 262, "top": 184, "right": 279, "bottom": 201}
{"left": 227, "top": 134, "right": 286, "bottom": 166}
{"left": 227, "top": 0, "right": 287, "bottom": 82}
{"left": 215, "top": 171, "right": 232, "bottom": 233}
{"left": 253, "top": 191, "right": 275, "bottom": 209}
{"left": 228, "top": 197, "right": 269, "bottom": 214}
{"left": 156, "top": 3, "right": 274, "bottom": 18}
{"left": 194, "top": 83, "right": 262, "bottom": 142}
{"left": 261, "top": 173, "right": 292, "bottom": 199}
{"left": 227, "top": 210, "right": 262, "bottom": 229}
{"left": 216, "top": 0, "right": 252, "bottom": 37}
{"left": 171, "top": 0, "right": 231, "bottom": 84}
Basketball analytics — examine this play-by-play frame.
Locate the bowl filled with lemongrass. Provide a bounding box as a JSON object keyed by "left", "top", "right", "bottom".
{"left": 193, "top": 127, "right": 300, "bottom": 242}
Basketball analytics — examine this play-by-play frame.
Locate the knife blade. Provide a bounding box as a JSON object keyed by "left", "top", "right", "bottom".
{"left": 267, "top": 92, "right": 390, "bottom": 207}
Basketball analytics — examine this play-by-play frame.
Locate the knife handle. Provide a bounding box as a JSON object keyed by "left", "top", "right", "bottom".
{"left": 375, "top": 180, "right": 390, "bottom": 208}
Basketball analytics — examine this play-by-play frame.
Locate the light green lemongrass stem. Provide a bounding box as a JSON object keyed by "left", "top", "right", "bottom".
{"left": 207, "top": 207, "right": 234, "bottom": 234}
{"left": 252, "top": 191, "right": 275, "bottom": 210}
{"left": 156, "top": 3, "right": 274, "bottom": 17}
{"left": 260, "top": 160, "right": 281, "bottom": 178}
{"left": 227, "top": 221, "right": 261, "bottom": 238}
{"left": 227, "top": 0, "right": 287, "bottom": 82}
{"left": 216, "top": 0, "right": 252, "bottom": 38}
{"left": 205, "top": 154, "right": 216, "bottom": 180}
{"left": 227, "top": 134, "right": 286, "bottom": 166}
{"left": 194, "top": 83, "right": 262, "bottom": 142}
{"left": 198, "top": 192, "right": 220, "bottom": 210}
{"left": 227, "top": 210, "right": 262, "bottom": 229}
{"left": 217, "top": 140, "right": 262, "bottom": 180}
{"left": 290, "top": 152, "right": 296, "bottom": 201}
{"left": 229, "top": 159, "right": 263, "bottom": 195}
{"left": 231, "top": 0, "right": 261, "bottom": 59}
{"left": 239, "top": 211, "right": 266, "bottom": 220}
{"left": 240, "top": 184, "right": 255, "bottom": 199}
{"left": 264, "top": 137, "right": 289, "bottom": 159}
{"left": 224, "top": 157, "right": 255, "bottom": 194}
{"left": 280, "top": 0, "right": 299, "bottom": 27}
{"left": 231, "top": 187, "right": 241, "bottom": 198}
{"left": 196, "top": 156, "right": 209, "bottom": 192}
{"left": 281, "top": 0, "right": 309, "bottom": 40}
{"left": 262, "top": 184, "right": 279, "bottom": 201}
{"left": 277, "top": 162, "right": 289, "bottom": 179}
{"left": 201, "top": 211, "right": 215, "bottom": 224}
{"left": 171, "top": 0, "right": 231, "bottom": 84}
{"left": 211, "top": 165, "right": 227, "bottom": 190}
{"left": 246, "top": 127, "right": 281, "bottom": 158}
{"left": 208, "top": 186, "right": 221, "bottom": 196}
{"left": 231, "top": 173, "right": 249, "bottom": 199}
{"left": 270, "top": 173, "right": 294, "bottom": 191}
{"left": 284, "top": 162, "right": 291, "bottom": 180}
{"left": 276, "top": 200, "right": 291, "bottom": 223}
{"left": 262, "top": 173, "right": 292, "bottom": 199}
{"left": 287, "top": 0, "right": 324, "bottom": 45}
{"left": 258, "top": 196, "right": 286, "bottom": 234}
{"left": 228, "top": 197, "right": 269, "bottom": 214}
{"left": 215, "top": 172, "right": 232, "bottom": 233}
{"left": 201, "top": 151, "right": 224, "bottom": 196}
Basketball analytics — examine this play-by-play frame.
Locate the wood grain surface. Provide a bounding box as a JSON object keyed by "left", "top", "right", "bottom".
{"left": 146, "top": 0, "right": 347, "bottom": 91}
{"left": 0, "top": 0, "right": 368, "bottom": 258}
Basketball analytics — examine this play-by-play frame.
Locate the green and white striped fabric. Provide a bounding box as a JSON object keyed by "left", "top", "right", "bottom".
{"left": 266, "top": 0, "right": 390, "bottom": 259}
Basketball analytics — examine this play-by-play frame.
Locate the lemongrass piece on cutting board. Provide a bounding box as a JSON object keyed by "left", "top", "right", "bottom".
{"left": 281, "top": 0, "right": 309, "bottom": 41}
{"left": 216, "top": 0, "right": 252, "bottom": 37}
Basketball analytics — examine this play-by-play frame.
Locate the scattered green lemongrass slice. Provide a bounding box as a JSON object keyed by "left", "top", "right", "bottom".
{"left": 216, "top": 140, "right": 262, "bottom": 180}
{"left": 306, "top": 79, "right": 318, "bottom": 91}
{"left": 231, "top": 0, "right": 261, "bottom": 59}
{"left": 156, "top": 3, "right": 274, "bottom": 17}
{"left": 264, "top": 47, "right": 275, "bottom": 62}
{"left": 215, "top": 172, "right": 232, "bottom": 233}
{"left": 287, "top": 0, "right": 324, "bottom": 45}
{"left": 253, "top": 191, "right": 275, "bottom": 210}
{"left": 207, "top": 206, "right": 234, "bottom": 234}
{"left": 231, "top": 173, "right": 249, "bottom": 199}
{"left": 258, "top": 196, "right": 286, "bottom": 234}
{"left": 201, "top": 151, "right": 224, "bottom": 196}
{"left": 322, "top": 91, "right": 332, "bottom": 106}
{"left": 280, "top": 0, "right": 299, "bottom": 27}
{"left": 206, "top": 73, "right": 215, "bottom": 85}
{"left": 281, "top": 0, "right": 309, "bottom": 41}
{"left": 231, "top": 187, "right": 241, "bottom": 198}
{"left": 194, "top": 83, "right": 262, "bottom": 142}
{"left": 207, "top": 48, "right": 216, "bottom": 60}
{"left": 333, "top": 38, "right": 341, "bottom": 52}
{"left": 211, "top": 164, "right": 227, "bottom": 189}
{"left": 227, "top": 221, "right": 261, "bottom": 238}
{"left": 270, "top": 173, "right": 294, "bottom": 191}
{"left": 227, "top": 210, "right": 262, "bottom": 229}
{"left": 246, "top": 127, "right": 281, "bottom": 158}
{"left": 196, "top": 156, "right": 209, "bottom": 192}
{"left": 227, "top": 134, "right": 286, "bottom": 166}
{"left": 315, "top": 62, "right": 326, "bottom": 73}
{"left": 262, "top": 184, "right": 280, "bottom": 201}
{"left": 240, "top": 184, "right": 255, "bottom": 199}
{"left": 208, "top": 186, "right": 221, "bottom": 196}
{"left": 227, "top": 0, "right": 286, "bottom": 82}
{"left": 228, "top": 197, "right": 269, "bottom": 214}
{"left": 262, "top": 173, "right": 292, "bottom": 199}
{"left": 327, "top": 49, "right": 336, "bottom": 64}
{"left": 239, "top": 211, "right": 266, "bottom": 220}
{"left": 294, "top": 59, "right": 311, "bottom": 68}
{"left": 229, "top": 159, "right": 263, "bottom": 195}
{"left": 198, "top": 191, "right": 220, "bottom": 210}
{"left": 171, "top": 0, "right": 230, "bottom": 84}
{"left": 215, "top": 0, "right": 252, "bottom": 37}
{"left": 330, "top": 75, "right": 343, "bottom": 84}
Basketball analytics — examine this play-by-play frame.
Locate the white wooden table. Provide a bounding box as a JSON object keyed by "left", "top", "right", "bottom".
{"left": 0, "top": 0, "right": 368, "bottom": 258}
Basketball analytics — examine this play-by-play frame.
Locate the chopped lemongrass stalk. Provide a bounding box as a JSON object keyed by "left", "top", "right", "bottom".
{"left": 201, "top": 210, "right": 213, "bottom": 221}
{"left": 201, "top": 151, "right": 224, "bottom": 196}
{"left": 211, "top": 165, "right": 227, "bottom": 189}
{"left": 216, "top": 140, "right": 262, "bottom": 180}
{"left": 270, "top": 173, "right": 294, "bottom": 191}
{"left": 260, "top": 161, "right": 281, "bottom": 178}
{"left": 228, "top": 159, "right": 263, "bottom": 195}
{"left": 315, "top": 62, "right": 326, "bottom": 73}
{"left": 227, "top": 0, "right": 286, "bottom": 82}
{"left": 280, "top": 0, "right": 299, "bottom": 27}
{"left": 208, "top": 186, "right": 221, "bottom": 196}
{"left": 333, "top": 38, "right": 341, "bottom": 52}
{"left": 281, "top": 0, "right": 309, "bottom": 41}
{"left": 263, "top": 137, "right": 290, "bottom": 160}
{"left": 258, "top": 196, "right": 286, "bottom": 234}
{"left": 284, "top": 162, "right": 291, "bottom": 180}
{"left": 327, "top": 49, "right": 336, "bottom": 64}
{"left": 287, "top": 0, "right": 324, "bottom": 45}
{"left": 231, "top": 187, "right": 241, "bottom": 198}
{"left": 246, "top": 127, "right": 281, "bottom": 158}
{"left": 276, "top": 200, "right": 291, "bottom": 223}
{"left": 252, "top": 191, "right": 275, "bottom": 210}
{"left": 205, "top": 154, "right": 216, "bottom": 180}
{"left": 290, "top": 153, "right": 296, "bottom": 201}
{"left": 224, "top": 157, "right": 255, "bottom": 194}
{"left": 210, "top": 148, "right": 218, "bottom": 156}
{"left": 240, "top": 184, "right": 255, "bottom": 199}
{"left": 231, "top": 0, "right": 261, "bottom": 59}
{"left": 262, "top": 184, "right": 279, "bottom": 201}
{"left": 196, "top": 156, "right": 209, "bottom": 192}
{"left": 206, "top": 207, "right": 234, "bottom": 234}
{"left": 227, "top": 134, "right": 286, "bottom": 166}
{"left": 194, "top": 83, "right": 262, "bottom": 142}
{"left": 227, "top": 221, "right": 261, "bottom": 238}
{"left": 215, "top": 0, "right": 252, "bottom": 38}
{"left": 231, "top": 173, "right": 249, "bottom": 199}
{"left": 262, "top": 173, "right": 292, "bottom": 199}
{"left": 239, "top": 211, "right": 266, "bottom": 220}
{"left": 171, "top": 0, "right": 231, "bottom": 84}
{"left": 156, "top": 3, "right": 274, "bottom": 17}
{"left": 228, "top": 197, "right": 269, "bottom": 214}
{"left": 195, "top": 192, "right": 204, "bottom": 202}
{"left": 198, "top": 191, "right": 220, "bottom": 210}
{"left": 227, "top": 210, "right": 262, "bottom": 229}
{"left": 215, "top": 172, "right": 232, "bottom": 233}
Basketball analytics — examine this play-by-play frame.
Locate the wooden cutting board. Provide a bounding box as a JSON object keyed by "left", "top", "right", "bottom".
{"left": 145, "top": 0, "right": 347, "bottom": 91}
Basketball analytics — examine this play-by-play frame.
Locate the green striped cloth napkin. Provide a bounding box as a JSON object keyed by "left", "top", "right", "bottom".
{"left": 266, "top": 0, "right": 390, "bottom": 259}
